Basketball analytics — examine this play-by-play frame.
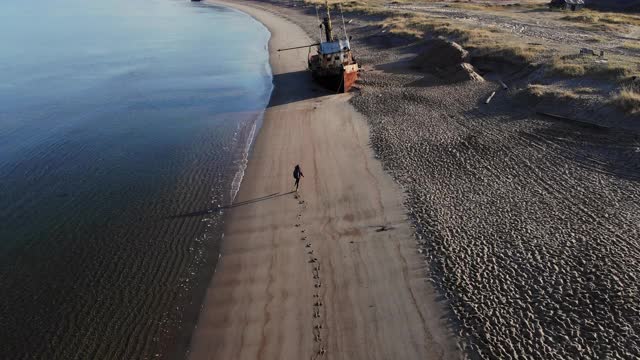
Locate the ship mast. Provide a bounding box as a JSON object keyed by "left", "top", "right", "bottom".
{"left": 322, "top": 0, "right": 334, "bottom": 42}
{"left": 315, "top": 6, "right": 324, "bottom": 42}
{"left": 339, "top": 3, "right": 348, "bottom": 42}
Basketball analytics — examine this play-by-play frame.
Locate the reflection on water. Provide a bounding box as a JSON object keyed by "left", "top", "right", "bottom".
{"left": 0, "top": 0, "right": 271, "bottom": 358}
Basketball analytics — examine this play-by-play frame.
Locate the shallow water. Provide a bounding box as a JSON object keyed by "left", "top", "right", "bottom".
{"left": 0, "top": 0, "right": 271, "bottom": 358}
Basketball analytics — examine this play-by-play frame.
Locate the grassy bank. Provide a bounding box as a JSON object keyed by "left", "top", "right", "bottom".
{"left": 549, "top": 55, "right": 636, "bottom": 79}
{"left": 612, "top": 87, "right": 640, "bottom": 114}
{"left": 302, "top": 0, "right": 640, "bottom": 114}
{"left": 561, "top": 9, "right": 640, "bottom": 29}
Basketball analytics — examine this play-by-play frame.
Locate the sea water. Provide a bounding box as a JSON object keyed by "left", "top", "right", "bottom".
{"left": 0, "top": 0, "right": 271, "bottom": 358}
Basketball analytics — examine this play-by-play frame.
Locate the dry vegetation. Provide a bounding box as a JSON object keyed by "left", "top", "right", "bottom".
{"left": 526, "top": 84, "right": 578, "bottom": 99}
{"left": 447, "top": 2, "right": 541, "bottom": 12}
{"left": 304, "top": 1, "right": 640, "bottom": 70}
{"left": 379, "top": 13, "right": 542, "bottom": 68}
{"left": 320, "top": 1, "right": 638, "bottom": 81}
{"left": 561, "top": 9, "right": 640, "bottom": 29}
{"left": 611, "top": 86, "right": 640, "bottom": 114}
{"left": 304, "top": 0, "right": 376, "bottom": 11}
{"left": 307, "top": 0, "right": 640, "bottom": 111}
{"left": 308, "top": 0, "right": 539, "bottom": 67}
{"left": 526, "top": 84, "right": 599, "bottom": 100}
{"left": 622, "top": 41, "right": 640, "bottom": 51}
{"left": 549, "top": 55, "right": 638, "bottom": 79}
{"left": 574, "top": 87, "right": 598, "bottom": 94}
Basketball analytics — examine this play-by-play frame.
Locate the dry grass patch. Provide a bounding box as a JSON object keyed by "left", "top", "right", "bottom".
{"left": 550, "top": 58, "right": 587, "bottom": 77}
{"left": 574, "top": 87, "right": 598, "bottom": 94}
{"left": 549, "top": 55, "right": 638, "bottom": 80}
{"left": 380, "top": 13, "right": 435, "bottom": 38}
{"left": 380, "top": 14, "right": 541, "bottom": 67}
{"left": 526, "top": 84, "right": 577, "bottom": 99}
{"left": 524, "top": 84, "right": 601, "bottom": 103}
{"left": 561, "top": 10, "right": 640, "bottom": 30}
{"left": 464, "top": 32, "right": 540, "bottom": 65}
{"left": 303, "top": 0, "right": 380, "bottom": 13}
{"left": 622, "top": 41, "right": 640, "bottom": 51}
{"left": 585, "top": 36, "right": 605, "bottom": 43}
{"left": 305, "top": 0, "right": 544, "bottom": 69}
{"left": 611, "top": 87, "right": 640, "bottom": 114}
{"left": 303, "top": 0, "right": 357, "bottom": 5}
{"left": 447, "top": 2, "right": 543, "bottom": 12}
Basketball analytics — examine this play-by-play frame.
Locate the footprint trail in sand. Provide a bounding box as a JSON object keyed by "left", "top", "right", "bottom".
{"left": 295, "top": 193, "right": 327, "bottom": 359}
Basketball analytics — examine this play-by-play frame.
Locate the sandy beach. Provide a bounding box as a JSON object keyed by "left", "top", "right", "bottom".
{"left": 256, "top": 1, "right": 639, "bottom": 358}
{"left": 188, "top": 1, "right": 459, "bottom": 359}
{"left": 185, "top": 0, "right": 640, "bottom": 358}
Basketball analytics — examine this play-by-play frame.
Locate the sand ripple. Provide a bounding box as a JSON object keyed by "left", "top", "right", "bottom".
{"left": 352, "top": 69, "right": 640, "bottom": 358}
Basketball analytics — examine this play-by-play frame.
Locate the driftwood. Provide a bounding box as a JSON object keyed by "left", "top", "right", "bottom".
{"left": 486, "top": 91, "right": 496, "bottom": 104}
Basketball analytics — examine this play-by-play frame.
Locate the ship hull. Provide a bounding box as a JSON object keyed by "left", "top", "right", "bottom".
{"left": 342, "top": 64, "right": 358, "bottom": 93}
{"left": 311, "top": 64, "right": 358, "bottom": 93}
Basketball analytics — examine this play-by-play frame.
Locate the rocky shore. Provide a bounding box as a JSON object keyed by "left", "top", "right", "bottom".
{"left": 231, "top": 1, "right": 639, "bottom": 358}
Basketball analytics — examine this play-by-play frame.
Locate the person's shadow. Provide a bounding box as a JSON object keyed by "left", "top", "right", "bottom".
{"left": 165, "top": 191, "right": 296, "bottom": 219}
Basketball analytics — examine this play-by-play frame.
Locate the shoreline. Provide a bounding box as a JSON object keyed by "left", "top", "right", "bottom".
{"left": 188, "top": 0, "right": 460, "bottom": 358}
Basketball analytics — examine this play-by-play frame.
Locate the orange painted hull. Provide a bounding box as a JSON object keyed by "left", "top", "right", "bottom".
{"left": 342, "top": 65, "right": 358, "bottom": 93}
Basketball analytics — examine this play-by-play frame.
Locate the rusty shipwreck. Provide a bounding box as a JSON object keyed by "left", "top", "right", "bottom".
{"left": 278, "top": 1, "right": 359, "bottom": 93}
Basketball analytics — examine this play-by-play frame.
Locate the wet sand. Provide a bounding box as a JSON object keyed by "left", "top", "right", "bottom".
{"left": 189, "top": 1, "right": 460, "bottom": 359}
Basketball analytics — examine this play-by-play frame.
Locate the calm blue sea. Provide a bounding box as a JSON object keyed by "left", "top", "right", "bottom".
{"left": 0, "top": 0, "right": 271, "bottom": 358}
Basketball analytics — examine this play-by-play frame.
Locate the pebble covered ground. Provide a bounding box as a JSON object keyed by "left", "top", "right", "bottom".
{"left": 351, "top": 61, "right": 640, "bottom": 359}
{"left": 252, "top": 1, "right": 640, "bottom": 358}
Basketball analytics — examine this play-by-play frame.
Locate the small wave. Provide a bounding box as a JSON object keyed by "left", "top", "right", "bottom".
{"left": 228, "top": 109, "right": 264, "bottom": 203}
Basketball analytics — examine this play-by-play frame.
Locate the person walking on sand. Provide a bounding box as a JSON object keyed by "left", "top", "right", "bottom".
{"left": 293, "top": 164, "right": 304, "bottom": 191}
